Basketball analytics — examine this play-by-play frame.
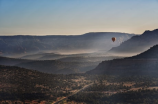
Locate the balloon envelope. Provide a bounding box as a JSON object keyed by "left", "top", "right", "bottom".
{"left": 112, "top": 37, "right": 116, "bottom": 42}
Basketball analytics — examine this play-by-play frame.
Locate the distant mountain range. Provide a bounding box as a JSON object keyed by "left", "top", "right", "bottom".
{"left": 87, "top": 45, "right": 158, "bottom": 75}
{"left": 0, "top": 32, "right": 134, "bottom": 56}
{"left": 108, "top": 29, "right": 158, "bottom": 56}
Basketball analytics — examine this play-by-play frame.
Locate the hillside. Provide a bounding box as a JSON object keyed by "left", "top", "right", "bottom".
{"left": 87, "top": 45, "right": 158, "bottom": 75}
{"left": 0, "top": 65, "right": 56, "bottom": 100}
{"left": 0, "top": 65, "right": 91, "bottom": 103}
{"left": 108, "top": 29, "right": 158, "bottom": 56}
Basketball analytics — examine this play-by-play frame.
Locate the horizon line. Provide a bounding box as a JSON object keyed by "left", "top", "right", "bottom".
{"left": 0, "top": 31, "right": 140, "bottom": 36}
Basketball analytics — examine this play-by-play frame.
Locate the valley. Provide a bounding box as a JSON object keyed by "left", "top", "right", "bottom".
{"left": 0, "top": 29, "right": 158, "bottom": 104}
{"left": 66, "top": 75, "right": 158, "bottom": 104}
{"left": 1, "top": 67, "right": 158, "bottom": 104}
{"left": 1, "top": 0, "right": 158, "bottom": 103}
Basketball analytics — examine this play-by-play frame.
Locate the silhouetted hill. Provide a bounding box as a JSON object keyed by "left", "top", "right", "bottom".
{"left": 0, "top": 56, "right": 97, "bottom": 74}
{"left": 87, "top": 45, "right": 158, "bottom": 75}
{"left": 0, "top": 32, "right": 134, "bottom": 56}
{"left": 0, "top": 56, "right": 32, "bottom": 66}
{"left": 16, "top": 60, "right": 97, "bottom": 74}
{"left": 126, "top": 45, "right": 158, "bottom": 59}
{"left": 108, "top": 29, "right": 158, "bottom": 55}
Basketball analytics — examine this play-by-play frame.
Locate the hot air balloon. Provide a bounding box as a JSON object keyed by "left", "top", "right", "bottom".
{"left": 112, "top": 37, "right": 116, "bottom": 42}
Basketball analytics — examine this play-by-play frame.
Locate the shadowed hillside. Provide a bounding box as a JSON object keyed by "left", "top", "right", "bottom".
{"left": 87, "top": 45, "right": 158, "bottom": 75}
{"left": 126, "top": 45, "right": 158, "bottom": 59}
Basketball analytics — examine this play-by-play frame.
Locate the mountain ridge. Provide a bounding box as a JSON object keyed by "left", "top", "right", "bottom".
{"left": 87, "top": 44, "right": 158, "bottom": 75}
{"left": 108, "top": 28, "right": 158, "bottom": 56}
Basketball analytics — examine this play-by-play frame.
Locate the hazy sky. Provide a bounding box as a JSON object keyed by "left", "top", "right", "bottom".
{"left": 0, "top": 0, "right": 158, "bottom": 35}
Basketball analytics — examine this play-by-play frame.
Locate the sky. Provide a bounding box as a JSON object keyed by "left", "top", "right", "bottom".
{"left": 0, "top": 0, "right": 158, "bottom": 35}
